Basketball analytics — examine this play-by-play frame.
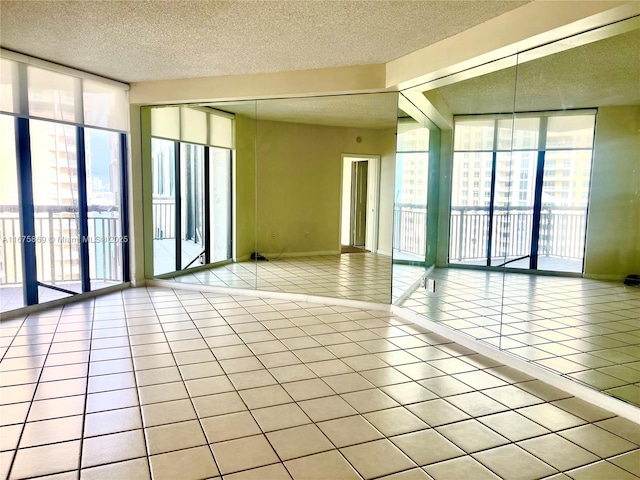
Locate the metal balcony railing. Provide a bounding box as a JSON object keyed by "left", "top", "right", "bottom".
{"left": 449, "top": 205, "right": 587, "bottom": 262}
{"left": 393, "top": 203, "right": 587, "bottom": 263}
{"left": 152, "top": 197, "right": 175, "bottom": 240}
{"left": 393, "top": 203, "right": 427, "bottom": 256}
{"left": 0, "top": 205, "right": 122, "bottom": 286}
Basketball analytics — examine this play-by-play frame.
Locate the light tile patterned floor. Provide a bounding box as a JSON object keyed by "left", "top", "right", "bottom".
{"left": 1, "top": 286, "right": 639, "bottom": 479}
{"left": 402, "top": 268, "right": 640, "bottom": 407}
{"left": 169, "top": 253, "right": 416, "bottom": 304}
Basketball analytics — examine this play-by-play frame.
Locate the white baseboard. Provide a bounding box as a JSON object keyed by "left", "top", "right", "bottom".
{"left": 583, "top": 273, "right": 627, "bottom": 281}
{"left": 392, "top": 305, "right": 640, "bottom": 425}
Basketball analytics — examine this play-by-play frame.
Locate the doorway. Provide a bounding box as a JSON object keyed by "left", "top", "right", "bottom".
{"left": 340, "top": 155, "right": 380, "bottom": 253}
{"left": 351, "top": 160, "right": 368, "bottom": 246}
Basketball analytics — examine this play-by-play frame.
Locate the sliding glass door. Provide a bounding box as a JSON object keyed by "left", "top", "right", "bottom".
{"left": 151, "top": 138, "right": 232, "bottom": 276}
{"left": 450, "top": 111, "right": 595, "bottom": 273}
{"left": 0, "top": 58, "right": 129, "bottom": 312}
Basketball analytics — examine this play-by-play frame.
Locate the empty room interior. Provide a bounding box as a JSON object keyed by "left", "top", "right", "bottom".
{"left": 0, "top": 1, "right": 639, "bottom": 479}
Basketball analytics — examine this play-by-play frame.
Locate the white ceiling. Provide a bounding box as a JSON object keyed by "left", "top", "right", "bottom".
{"left": 204, "top": 93, "right": 399, "bottom": 129}
{"left": 435, "top": 28, "right": 640, "bottom": 114}
{"left": 0, "top": 0, "right": 528, "bottom": 83}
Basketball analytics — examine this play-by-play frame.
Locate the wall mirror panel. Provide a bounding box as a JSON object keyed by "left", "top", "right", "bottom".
{"left": 395, "top": 54, "right": 518, "bottom": 346}
{"left": 147, "top": 93, "right": 399, "bottom": 304}
{"left": 145, "top": 101, "right": 257, "bottom": 290}
{"left": 253, "top": 93, "right": 397, "bottom": 303}
{"left": 391, "top": 96, "right": 442, "bottom": 303}
{"left": 501, "top": 22, "right": 640, "bottom": 406}
{"left": 395, "top": 19, "right": 640, "bottom": 407}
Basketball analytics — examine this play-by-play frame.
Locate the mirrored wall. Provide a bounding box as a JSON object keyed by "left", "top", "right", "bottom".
{"left": 393, "top": 19, "right": 640, "bottom": 407}
{"left": 141, "top": 19, "right": 638, "bottom": 407}
{"left": 144, "top": 93, "right": 399, "bottom": 304}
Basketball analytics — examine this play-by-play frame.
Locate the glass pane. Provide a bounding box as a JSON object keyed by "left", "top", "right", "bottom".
{"left": 86, "top": 128, "right": 123, "bottom": 286}
{"left": 181, "top": 143, "right": 205, "bottom": 269}
{"left": 30, "top": 119, "right": 80, "bottom": 299}
{"left": 497, "top": 117, "right": 540, "bottom": 150}
{"left": 538, "top": 149, "right": 592, "bottom": 272}
{"left": 28, "top": 66, "right": 77, "bottom": 123}
{"left": 449, "top": 152, "right": 492, "bottom": 264}
{"left": 397, "top": 121, "right": 429, "bottom": 152}
{"left": 1, "top": 58, "right": 16, "bottom": 113}
{"left": 0, "top": 114, "right": 23, "bottom": 311}
{"left": 492, "top": 151, "right": 537, "bottom": 267}
{"left": 453, "top": 119, "right": 494, "bottom": 151}
{"left": 152, "top": 138, "right": 176, "bottom": 275}
{"left": 394, "top": 152, "right": 428, "bottom": 260}
{"left": 83, "top": 81, "right": 128, "bottom": 131}
{"left": 210, "top": 147, "right": 231, "bottom": 263}
{"left": 546, "top": 115, "right": 596, "bottom": 149}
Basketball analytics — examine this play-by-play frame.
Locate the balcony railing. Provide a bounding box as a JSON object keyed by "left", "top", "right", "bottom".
{"left": 393, "top": 203, "right": 587, "bottom": 264}
{"left": 394, "top": 203, "right": 427, "bottom": 256}
{"left": 153, "top": 197, "right": 175, "bottom": 240}
{"left": 449, "top": 205, "right": 587, "bottom": 262}
{"left": 0, "top": 205, "right": 122, "bottom": 286}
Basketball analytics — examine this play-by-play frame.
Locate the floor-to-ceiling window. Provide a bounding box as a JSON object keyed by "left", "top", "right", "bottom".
{"left": 149, "top": 106, "right": 233, "bottom": 277}
{"left": 394, "top": 118, "right": 429, "bottom": 262}
{"left": 0, "top": 56, "right": 129, "bottom": 312}
{"left": 449, "top": 111, "right": 595, "bottom": 273}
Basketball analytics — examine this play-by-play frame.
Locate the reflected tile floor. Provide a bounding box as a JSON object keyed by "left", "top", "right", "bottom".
{"left": 402, "top": 268, "right": 640, "bottom": 407}
{"left": 1, "top": 286, "right": 639, "bottom": 479}
{"left": 170, "top": 254, "right": 400, "bottom": 304}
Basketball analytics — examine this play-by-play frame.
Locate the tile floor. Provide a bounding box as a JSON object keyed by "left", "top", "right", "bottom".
{"left": 168, "top": 253, "right": 407, "bottom": 304}
{"left": 402, "top": 268, "right": 640, "bottom": 407}
{"left": 1, "top": 286, "right": 639, "bottom": 479}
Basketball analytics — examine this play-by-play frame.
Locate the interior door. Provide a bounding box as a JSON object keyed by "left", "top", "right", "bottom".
{"left": 351, "top": 161, "right": 368, "bottom": 246}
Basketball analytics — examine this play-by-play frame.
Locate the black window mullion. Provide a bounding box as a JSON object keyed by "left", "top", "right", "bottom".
{"left": 15, "top": 117, "right": 38, "bottom": 305}
{"left": 530, "top": 116, "right": 549, "bottom": 270}
{"left": 486, "top": 118, "right": 500, "bottom": 266}
{"left": 76, "top": 127, "right": 91, "bottom": 293}
{"left": 119, "top": 133, "right": 130, "bottom": 282}
{"left": 487, "top": 151, "right": 497, "bottom": 266}
{"left": 204, "top": 148, "right": 211, "bottom": 265}
{"left": 175, "top": 142, "right": 182, "bottom": 270}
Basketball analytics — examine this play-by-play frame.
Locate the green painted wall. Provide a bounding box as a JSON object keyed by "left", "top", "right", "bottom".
{"left": 234, "top": 114, "right": 257, "bottom": 261}
{"left": 584, "top": 105, "right": 640, "bottom": 278}
{"left": 254, "top": 119, "right": 396, "bottom": 256}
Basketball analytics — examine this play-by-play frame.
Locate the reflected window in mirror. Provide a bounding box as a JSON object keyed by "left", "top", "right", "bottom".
{"left": 449, "top": 111, "right": 595, "bottom": 273}
{"left": 394, "top": 120, "right": 430, "bottom": 264}
{"left": 149, "top": 106, "right": 234, "bottom": 277}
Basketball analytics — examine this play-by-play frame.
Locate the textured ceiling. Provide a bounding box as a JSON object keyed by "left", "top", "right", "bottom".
{"left": 205, "top": 93, "right": 398, "bottom": 129}
{"left": 436, "top": 28, "right": 640, "bottom": 114}
{"left": 0, "top": 0, "right": 528, "bottom": 83}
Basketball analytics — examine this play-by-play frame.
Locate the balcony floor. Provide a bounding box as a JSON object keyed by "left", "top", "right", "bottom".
{"left": 451, "top": 256, "right": 583, "bottom": 273}
{"left": 1, "top": 281, "right": 118, "bottom": 313}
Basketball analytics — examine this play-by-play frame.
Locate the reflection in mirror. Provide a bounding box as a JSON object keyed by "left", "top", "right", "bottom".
{"left": 146, "top": 102, "right": 257, "bottom": 289}
{"left": 396, "top": 20, "right": 640, "bottom": 407}
{"left": 253, "top": 93, "right": 397, "bottom": 303}
{"left": 391, "top": 96, "right": 440, "bottom": 303}
{"left": 394, "top": 55, "right": 518, "bottom": 347}
{"left": 499, "top": 23, "right": 640, "bottom": 406}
